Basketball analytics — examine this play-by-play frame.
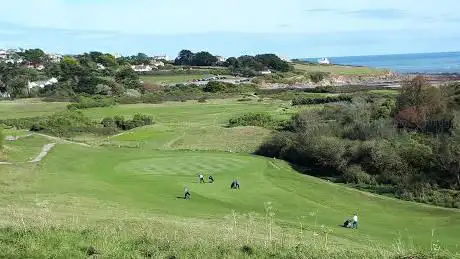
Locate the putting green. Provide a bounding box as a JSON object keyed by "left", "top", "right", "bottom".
{"left": 115, "top": 153, "right": 252, "bottom": 176}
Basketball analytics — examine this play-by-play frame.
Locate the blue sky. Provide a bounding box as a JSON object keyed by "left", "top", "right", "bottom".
{"left": 1, "top": 0, "right": 459, "bottom": 58}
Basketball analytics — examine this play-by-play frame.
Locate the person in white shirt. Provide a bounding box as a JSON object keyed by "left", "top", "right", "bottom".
{"left": 199, "top": 174, "right": 205, "bottom": 183}
{"left": 352, "top": 214, "right": 358, "bottom": 229}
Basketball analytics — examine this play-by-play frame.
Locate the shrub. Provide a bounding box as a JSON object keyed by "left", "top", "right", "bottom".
{"left": 0, "top": 130, "right": 3, "bottom": 149}
{"left": 67, "top": 95, "right": 115, "bottom": 110}
{"left": 343, "top": 165, "right": 375, "bottom": 184}
{"left": 125, "top": 89, "right": 142, "bottom": 98}
{"left": 0, "top": 117, "right": 44, "bottom": 130}
{"left": 197, "top": 96, "right": 207, "bottom": 103}
{"left": 104, "top": 114, "right": 154, "bottom": 131}
{"left": 309, "top": 71, "right": 329, "bottom": 83}
{"left": 101, "top": 117, "right": 116, "bottom": 128}
{"left": 228, "top": 112, "right": 274, "bottom": 128}
{"left": 292, "top": 95, "right": 352, "bottom": 106}
{"left": 32, "top": 111, "right": 95, "bottom": 137}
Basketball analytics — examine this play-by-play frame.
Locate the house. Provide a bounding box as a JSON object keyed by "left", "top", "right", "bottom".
{"left": 48, "top": 54, "right": 63, "bottom": 63}
{"left": 113, "top": 53, "right": 121, "bottom": 59}
{"left": 318, "top": 58, "right": 330, "bottom": 65}
{"left": 97, "top": 63, "right": 106, "bottom": 70}
{"left": 215, "top": 56, "right": 226, "bottom": 62}
{"left": 152, "top": 55, "right": 170, "bottom": 61}
{"left": 0, "top": 92, "right": 10, "bottom": 98}
{"left": 0, "top": 50, "right": 7, "bottom": 59}
{"left": 150, "top": 60, "right": 165, "bottom": 67}
{"left": 260, "top": 70, "right": 272, "bottom": 75}
{"left": 279, "top": 56, "right": 292, "bottom": 62}
{"left": 4, "top": 57, "right": 24, "bottom": 64}
{"left": 28, "top": 77, "right": 58, "bottom": 89}
{"left": 131, "top": 64, "right": 154, "bottom": 72}
{"left": 26, "top": 62, "right": 45, "bottom": 70}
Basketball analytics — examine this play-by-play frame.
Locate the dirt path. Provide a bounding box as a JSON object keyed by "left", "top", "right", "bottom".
{"left": 0, "top": 143, "right": 56, "bottom": 165}
{"left": 33, "top": 133, "right": 91, "bottom": 147}
{"left": 30, "top": 143, "right": 56, "bottom": 163}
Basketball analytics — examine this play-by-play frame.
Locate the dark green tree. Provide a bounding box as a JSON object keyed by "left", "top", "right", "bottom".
{"left": 175, "top": 49, "right": 194, "bottom": 66}
{"left": 21, "top": 48, "right": 46, "bottom": 63}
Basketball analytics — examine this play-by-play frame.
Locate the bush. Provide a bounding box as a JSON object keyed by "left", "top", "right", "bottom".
{"left": 292, "top": 95, "right": 352, "bottom": 106}
{"left": 67, "top": 95, "right": 115, "bottom": 110}
{"left": 32, "top": 111, "right": 95, "bottom": 137}
{"left": 309, "top": 72, "right": 329, "bottom": 83}
{"left": 103, "top": 114, "right": 154, "bottom": 131}
{"left": 101, "top": 117, "right": 116, "bottom": 128}
{"left": 0, "top": 117, "right": 44, "bottom": 130}
{"left": 343, "top": 165, "right": 375, "bottom": 184}
{"left": 197, "top": 96, "right": 207, "bottom": 103}
{"left": 228, "top": 112, "right": 275, "bottom": 128}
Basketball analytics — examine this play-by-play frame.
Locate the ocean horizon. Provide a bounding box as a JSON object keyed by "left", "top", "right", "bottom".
{"left": 301, "top": 51, "right": 460, "bottom": 74}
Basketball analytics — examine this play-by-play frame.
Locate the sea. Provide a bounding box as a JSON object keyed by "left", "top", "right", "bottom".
{"left": 302, "top": 52, "right": 460, "bottom": 74}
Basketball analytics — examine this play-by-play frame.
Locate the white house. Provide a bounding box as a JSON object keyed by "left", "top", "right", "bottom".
{"left": 318, "top": 58, "right": 330, "bottom": 65}
{"left": 28, "top": 77, "right": 58, "bottom": 89}
{"left": 279, "top": 56, "right": 292, "bottom": 62}
{"left": 97, "top": 63, "right": 106, "bottom": 70}
{"left": 150, "top": 60, "right": 165, "bottom": 67}
{"left": 153, "top": 55, "right": 170, "bottom": 61}
{"left": 0, "top": 50, "right": 7, "bottom": 59}
{"left": 4, "top": 57, "right": 24, "bottom": 64}
{"left": 48, "top": 54, "right": 63, "bottom": 63}
{"left": 260, "top": 70, "right": 272, "bottom": 75}
{"left": 216, "top": 56, "right": 226, "bottom": 62}
{"left": 131, "top": 64, "right": 154, "bottom": 72}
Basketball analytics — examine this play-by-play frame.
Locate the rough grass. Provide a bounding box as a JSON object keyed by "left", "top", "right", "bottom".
{"left": 1, "top": 99, "right": 460, "bottom": 258}
{"left": 0, "top": 98, "right": 68, "bottom": 119}
{"left": 1, "top": 135, "right": 50, "bottom": 162}
{"left": 293, "top": 63, "right": 389, "bottom": 76}
{"left": 141, "top": 74, "right": 212, "bottom": 84}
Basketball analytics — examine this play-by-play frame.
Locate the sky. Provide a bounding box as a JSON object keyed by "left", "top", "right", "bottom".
{"left": 1, "top": 0, "right": 460, "bottom": 58}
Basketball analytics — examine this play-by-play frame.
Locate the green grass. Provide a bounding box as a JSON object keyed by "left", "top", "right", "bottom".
{"left": 141, "top": 74, "right": 211, "bottom": 84}
{"left": 1, "top": 99, "right": 460, "bottom": 258}
{"left": 293, "top": 63, "right": 389, "bottom": 76}
{"left": 1, "top": 135, "right": 49, "bottom": 162}
{"left": 0, "top": 98, "right": 68, "bottom": 119}
{"left": 368, "top": 89, "right": 400, "bottom": 95}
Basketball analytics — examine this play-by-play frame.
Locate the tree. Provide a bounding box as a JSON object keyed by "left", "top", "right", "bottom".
{"left": 394, "top": 76, "right": 452, "bottom": 133}
{"left": 237, "top": 55, "right": 265, "bottom": 71}
{"left": 115, "top": 66, "right": 141, "bottom": 89}
{"left": 88, "top": 51, "right": 104, "bottom": 62}
{"left": 191, "top": 51, "right": 218, "bottom": 66}
{"left": 175, "top": 49, "right": 194, "bottom": 66}
{"left": 98, "top": 54, "right": 118, "bottom": 68}
{"left": 21, "top": 48, "right": 46, "bottom": 63}
{"left": 7, "top": 76, "right": 28, "bottom": 98}
{"left": 437, "top": 132, "right": 460, "bottom": 189}
{"left": 224, "top": 57, "right": 239, "bottom": 68}
{"left": 255, "top": 54, "right": 292, "bottom": 72}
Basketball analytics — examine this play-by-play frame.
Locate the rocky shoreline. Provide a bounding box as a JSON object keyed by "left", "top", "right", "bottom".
{"left": 260, "top": 72, "right": 460, "bottom": 89}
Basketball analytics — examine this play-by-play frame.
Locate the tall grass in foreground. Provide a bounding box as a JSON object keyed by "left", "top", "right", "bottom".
{"left": 0, "top": 205, "right": 457, "bottom": 258}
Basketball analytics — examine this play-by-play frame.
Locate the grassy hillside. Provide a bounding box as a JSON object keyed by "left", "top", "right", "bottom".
{"left": 0, "top": 98, "right": 459, "bottom": 258}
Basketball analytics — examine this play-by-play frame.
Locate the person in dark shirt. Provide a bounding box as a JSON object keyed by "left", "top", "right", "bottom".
{"left": 184, "top": 187, "right": 190, "bottom": 200}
